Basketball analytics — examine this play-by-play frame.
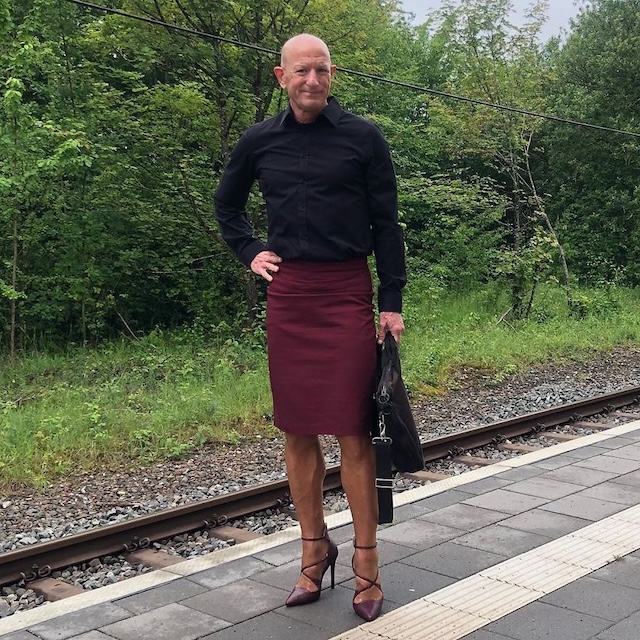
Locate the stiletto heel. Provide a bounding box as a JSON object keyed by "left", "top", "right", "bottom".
{"left": 286, "top": 525, "right": 338, "bottom": 607}
{"left": 352, "top": 541, "right": 383, "bottom": 622}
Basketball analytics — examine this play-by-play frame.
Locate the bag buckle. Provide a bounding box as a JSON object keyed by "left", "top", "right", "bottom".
{"left": 377, "top": 413, "right": 388, "bottom": 439}
{"left": 375, "top": 477, "right": 394, "bottom": 490}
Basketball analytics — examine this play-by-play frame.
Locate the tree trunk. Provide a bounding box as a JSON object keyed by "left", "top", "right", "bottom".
{"left": 10, "top": 213, "right": 18, "bottom": 362}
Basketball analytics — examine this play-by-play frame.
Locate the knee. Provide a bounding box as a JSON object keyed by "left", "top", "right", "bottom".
{"left": 338, "top": 435, "right": 373, "bottom": 463}
{"left": 285, "top": 433, "right": 321, "bottom": 456}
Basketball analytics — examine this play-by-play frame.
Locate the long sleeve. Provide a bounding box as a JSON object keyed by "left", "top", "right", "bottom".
{"left": 365, "top": 126, "right": 407, "bottom": 312}
{"left": 214, "top": 132, "right": 268, "bottom": 267}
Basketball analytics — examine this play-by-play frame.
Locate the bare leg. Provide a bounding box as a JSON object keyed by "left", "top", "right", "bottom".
{"left": 337, "top": 434, "right": 382, "bottom": 604}
{"left": 285, "top": 433, "right": 327, "bottom": 591}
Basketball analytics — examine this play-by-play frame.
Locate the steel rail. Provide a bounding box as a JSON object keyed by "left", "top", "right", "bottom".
{"left": 418, "top": 385, "right": 640, "bottom": 461}
{"left": 1, "top": 385, "right": 639, "bottom": 587}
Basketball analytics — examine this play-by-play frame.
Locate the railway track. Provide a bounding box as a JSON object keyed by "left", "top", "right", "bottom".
{"left": 2, "top": 385, "right": 640, "bottom": 598}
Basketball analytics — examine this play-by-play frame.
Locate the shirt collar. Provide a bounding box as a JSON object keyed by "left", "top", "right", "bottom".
{"left": 279, "top": 96, "right": 342, "bottom": 127}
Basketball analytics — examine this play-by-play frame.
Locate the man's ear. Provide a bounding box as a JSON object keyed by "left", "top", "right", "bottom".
{"left": 274, "top": 66, "right": 286, "bottom": 88}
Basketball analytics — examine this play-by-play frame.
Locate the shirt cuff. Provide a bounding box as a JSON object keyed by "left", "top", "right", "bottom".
{"left": 378, "top": 288, "right": 403, "bottom": 313}
{"left": 239, "top": 240, "right": 269, "bottom": 268}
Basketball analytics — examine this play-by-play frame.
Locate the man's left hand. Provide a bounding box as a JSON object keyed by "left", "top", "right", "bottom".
{"left": 378, "top": 311, "right": 405, "bottom": 344}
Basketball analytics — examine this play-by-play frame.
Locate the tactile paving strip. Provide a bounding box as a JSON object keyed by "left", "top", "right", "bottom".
{"left": 330, "top": 502, "right": 640, "bottom": 640}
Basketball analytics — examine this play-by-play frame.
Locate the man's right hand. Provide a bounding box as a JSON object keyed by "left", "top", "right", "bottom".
{"left": 250, "top": 251, "right": 283, "bottom": 282}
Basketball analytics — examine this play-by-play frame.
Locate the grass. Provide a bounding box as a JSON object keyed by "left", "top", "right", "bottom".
{"left": 2, "top": 282, "right": 640, "bottom": 490}
{"left": 402, "top": 282, "right": 640, "bottom": 392}
{"left": 0, "top": 328, "right": 275, "bottom": 488}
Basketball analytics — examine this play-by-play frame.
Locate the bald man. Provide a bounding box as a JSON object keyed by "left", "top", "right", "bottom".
{"left": 215, "top": 34, "right": 406, "bottom": 622}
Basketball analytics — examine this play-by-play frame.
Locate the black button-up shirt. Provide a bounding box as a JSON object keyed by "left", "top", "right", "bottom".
{"left": 214, "top": 97, "right": 406, "bottom": 311}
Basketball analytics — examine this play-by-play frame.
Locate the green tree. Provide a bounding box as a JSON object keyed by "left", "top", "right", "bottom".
{"left": 421, "top": 0, "right": 572, "bottom": 318}
{"left": 542, "top": 0, "right": 640, "bottom": 285}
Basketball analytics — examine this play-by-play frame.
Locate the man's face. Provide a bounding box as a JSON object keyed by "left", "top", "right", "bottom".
{"left": 274, "top": 38, "right": 336, "bottom": 122}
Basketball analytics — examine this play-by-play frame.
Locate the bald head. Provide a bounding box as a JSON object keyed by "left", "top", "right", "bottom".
{"left": 274, "top": 33, "right": 336, "bottom": 124}
{"left": 280, "top": 34, "right": 331, "bottom": 68}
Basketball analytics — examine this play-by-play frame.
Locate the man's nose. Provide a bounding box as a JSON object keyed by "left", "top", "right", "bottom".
{"left": 306, "top": 70, "right": 320, "bottom": 86}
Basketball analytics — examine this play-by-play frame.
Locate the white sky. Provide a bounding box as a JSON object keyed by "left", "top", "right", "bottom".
{"left": 399, "top": 0, "right": 583, "bottom": 40}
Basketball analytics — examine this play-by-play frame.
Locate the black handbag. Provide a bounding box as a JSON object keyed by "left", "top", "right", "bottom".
{"left": 372, "top": 332, "right": 423, "bottom": 523}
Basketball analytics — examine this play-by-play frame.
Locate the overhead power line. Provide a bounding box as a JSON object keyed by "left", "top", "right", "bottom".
{"left": 67, "top": 0, "right": 640, "bottom": 139}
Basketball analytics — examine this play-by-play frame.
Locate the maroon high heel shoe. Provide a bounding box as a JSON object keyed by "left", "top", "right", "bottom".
{"left": 285, "top": 525, "right": 338, "bottom": 607}
{"left": 352, "top": 541, "right": 383, "bottom": 622}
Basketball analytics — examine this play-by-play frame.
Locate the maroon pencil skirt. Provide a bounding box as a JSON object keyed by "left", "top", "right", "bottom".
{"left": 266, "top": 257, "right": 377, "bottom": 436}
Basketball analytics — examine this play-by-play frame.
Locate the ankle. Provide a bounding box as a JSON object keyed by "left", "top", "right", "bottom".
{"left": 301, "top": 524, "right": 328, "bottom": 542}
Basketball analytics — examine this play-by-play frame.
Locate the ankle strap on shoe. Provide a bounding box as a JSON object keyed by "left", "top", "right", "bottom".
{"left": 302, "top": 525, "right": 328, "bottom": 542}
{"left": 353, "top": 541, "right": 377, "bottom": 550}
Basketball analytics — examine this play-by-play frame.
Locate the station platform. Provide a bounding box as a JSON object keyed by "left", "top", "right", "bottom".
{"left": 3, "top": 420, "right": 640, "bottom": 640}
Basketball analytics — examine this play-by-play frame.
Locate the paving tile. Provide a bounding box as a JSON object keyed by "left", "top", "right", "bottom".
{"left": 252, "top": 540, "right": 301, "bottom": 566}
{"left": 182, "top": 578, "right": 288, "bottom": 623}
{"left": 393, "top": 502, "right": 432, "bottom": 524}
{"left": 452, "top": 524, "right": 552, "bottom": 557}
{"left": 401, "top": 540, "right": 508, "bottom": 579}
{"left": 367, "top": 562, "right": 455, "bottom": 605}
{"left": 391, "top": 501, "right": 433, "bottom": 521}
{"left": 184, "top": 556, "right": 273, "bottom": 589}
{"left": 603, "top": 444, "right": 640, "bottom": 462}
{"left": 376, "top": 518, "right": 463, "bottom": 549}
{"left": 503, "top": 477, "right": 586, "bottom": 500}
{"left": 462, "top": 488, "right": 549, "bottom": 514}
{"left": 0, "top": 633, "right": 42, "bottom": 640}
{"left": 578, "top": 481, "right": 640, "bottom": 505}
{"left": 574, "top": 455, "right": 640, "bottom": 475}
{"left": 484, "top": 601, "right": 611, "bottom": 640}
{"left": 374, "top": 539, "right": 417, "bottom": 565}
{"left": 115, "top": 577, "right": 208, "bottom": 614}
{"left": 541, "top": 575, "right": 640, "bottom": 621}
{"left": 498, "top": 509, "right": 591, "bottom": 537}
{"left": 100, "top": 602, "right": 227, "bottom": 640}
{"left": 322, "top": 539, "right": 415, "bottom": 568}
{"left": 539, "top": 494, "right": 626, "bottom": 520}
{"left": 539, "top": 465, "right": 618, "bottom": 487}
{"left": 454, "top": 476, "right": 513, "bottom": 496}
{"left": 66, "top": 633, "right": 115, "bottom": 640}
{"left": 250, "top": 556, "right": 352, "bottom": 590}
{"left": 495, "top": 465, "right": 547, "bottom": 482}
{"left": 322, "top": 524, "right": 355, "bottom": 546}
{"left": 559, "top": 445, "right": 613, "bottom": 460}
{"left": 534, "top": 454, "right": 584, "bottom": 470}
{"left": 27, "top": 603, "right": 131, "bottom": 640}
{"left": 251, "top": 526, "right": 356, "bottom": 568}
{"left": 592, "top": 436, "right": 636, "bottom": 450}
{"left": 200, "top": 610, "right": 327, "bottom": 640}
{"left": 274, "top": 585, "right": 370, "bottom": 635}
{"left": 610, "top": 469, "right": 640, "bottom": 488}
{"left": 590, "top": 554, "right": 640, "bottom": 589}
{"left": 596, "top": 611, "right": 640, "bottom": 640}
{"left": 410, "top": 489, "right": 476, "bottom": 511}
{"left": 459, "top": 631, "right": 513, "bottom": 640}
{"left": 418, "top": 503, "right": 509, "bottom": 531}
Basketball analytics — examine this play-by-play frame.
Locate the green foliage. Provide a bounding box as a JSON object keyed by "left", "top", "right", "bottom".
{"left": 399, "top": 173, "right": 505, "bottom": 286}
{"left": 0, "top": 328, "right": 273, "bottom": 487}
{"left": 541, "top": 0, "right": 640, "bottom": 285}
{"left": 402, "top": 281, "right": 640, "bottom": 393}
{"left": 0, "top": 0, "right": 639, "bottom": 363}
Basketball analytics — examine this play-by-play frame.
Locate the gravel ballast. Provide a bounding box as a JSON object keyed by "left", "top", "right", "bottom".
{"left": 1, "top": 346, "right": 639, "bottom": 617}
